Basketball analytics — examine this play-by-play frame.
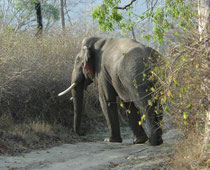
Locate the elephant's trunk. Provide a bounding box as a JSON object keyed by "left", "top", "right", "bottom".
{"left": 72, "top": 83, "right": 84, "bottom": 135}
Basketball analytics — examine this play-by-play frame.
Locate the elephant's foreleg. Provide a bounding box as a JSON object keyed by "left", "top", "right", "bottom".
{"left": 99, "top": 94, "right": 122, "bottom": 143}
{"left": 124, "top": 102, "right": 148, "bottom": 144}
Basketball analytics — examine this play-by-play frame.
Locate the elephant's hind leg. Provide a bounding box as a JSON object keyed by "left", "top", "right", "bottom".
{"left": 124, "top": 102, "right": 148, "bottom": 144}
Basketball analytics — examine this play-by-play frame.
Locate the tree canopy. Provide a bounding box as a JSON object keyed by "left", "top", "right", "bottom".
{"left": 92, "top": 0, "right": 196, "bottom": 44}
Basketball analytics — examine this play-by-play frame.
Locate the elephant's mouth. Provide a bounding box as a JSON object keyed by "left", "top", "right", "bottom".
{"left": 58, "top": 83, "right": 77, "bottom": 96}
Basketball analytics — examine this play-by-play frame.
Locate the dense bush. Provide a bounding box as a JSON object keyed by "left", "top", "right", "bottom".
{"left": 157, "top": 28, "right": 209, "bottom": 168}
{"left": 0, "top": 30, "right": 99, "bottom": 127}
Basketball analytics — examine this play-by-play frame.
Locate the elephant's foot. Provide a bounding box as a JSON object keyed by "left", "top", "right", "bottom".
{"left": 148, "top": 129, "right": 163, "bottom": 146}
{"left": 104, "top": 137, "right": 122, "bottom": 143}
{"left": 133, "top": 135, "right": 148, "bottom": 144}
{"left": 148, "top": 137, "right": 163, "bottom": 146}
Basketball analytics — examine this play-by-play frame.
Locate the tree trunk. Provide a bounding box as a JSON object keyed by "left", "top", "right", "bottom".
{"left": 198, "top": 0, "right": 209, "bottom": 161}
{"left": 35, "top": 1, "right": 43, "bottom": 36}
{"left": 198, "top": 0, "right": 209, "bottom": 41}
{"left": 60, "top": 0, "right": 65, "bottom": 31}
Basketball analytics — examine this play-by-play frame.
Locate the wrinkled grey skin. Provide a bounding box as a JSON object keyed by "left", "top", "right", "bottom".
{"left": 65, "top": 37, "right": 163, "bottom": 146}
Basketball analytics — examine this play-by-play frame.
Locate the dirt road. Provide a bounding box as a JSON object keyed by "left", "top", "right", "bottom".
{"left": 0, "top": 128, "right": 183, "bottom": 170}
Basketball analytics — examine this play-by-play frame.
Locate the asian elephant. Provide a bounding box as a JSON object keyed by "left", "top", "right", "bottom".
{"left": 58, "top": 37, "right": 163, "bottom": 146}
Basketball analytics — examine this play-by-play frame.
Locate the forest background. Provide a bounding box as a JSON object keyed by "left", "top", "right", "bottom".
{"left": 0, "top": 0, "right": 209, "bottom": 168}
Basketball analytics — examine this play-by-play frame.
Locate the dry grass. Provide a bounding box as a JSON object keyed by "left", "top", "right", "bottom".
{"left": 0, "top": 28, "right": 102, "bottom": 155}
{"left": 0, "top": 113, "right": 14, "bottom": 129}
{"left": 170, "top": 132, "right": 207, "bottom": 169}
{"left": 0, "top": 109, "right": 54, "bottom": 139}
{"left": 0, "top": 23, "right": 208, "bottom": 168}
{"left": 0, "top": 28, "right": 103, "bottom": 155}
{"left": 0, "top": 29, "right": 100, "bottom": 127}
{"left": 28, "top": 121, "right": 52, "bottom": 134}
{"left": 0, "top": 31, "right": 74, "bottom": 125}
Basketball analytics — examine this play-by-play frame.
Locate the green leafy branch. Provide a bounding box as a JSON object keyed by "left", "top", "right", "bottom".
{"left": 92, "top": 0, "right": 134, "bottom": 33}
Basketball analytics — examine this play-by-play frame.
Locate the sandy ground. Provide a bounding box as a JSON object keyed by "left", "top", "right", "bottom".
{"left": 0, "top": 128, "right": 183, "bottom": 170}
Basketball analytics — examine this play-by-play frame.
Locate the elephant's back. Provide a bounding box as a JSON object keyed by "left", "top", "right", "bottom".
{"left": 102, "top": 38, "right": 145, "bottom": 54}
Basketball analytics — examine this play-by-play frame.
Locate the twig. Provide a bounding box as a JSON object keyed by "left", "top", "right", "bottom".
{"left": 114, "top": 0, "right": 136, "bottom": 10}
{"left": 131, "top": 26, "right": 136, "bottom": 40}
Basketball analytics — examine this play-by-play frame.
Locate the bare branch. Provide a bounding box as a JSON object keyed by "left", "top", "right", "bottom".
{"left": 114, "top": 0, "right": 136, "bottom": 10}
{"left": 131, "top": 26, "right": 136, "bottom": 40}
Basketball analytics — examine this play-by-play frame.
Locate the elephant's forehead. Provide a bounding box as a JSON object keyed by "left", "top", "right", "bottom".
{"left": 82, "top": 38, "right": 88, "bottom": 45}
{"left": 81, "top": 37, "right": 90, "bottom": 46}
{"left": 82, "top": 37, "right": 99, "bottom": 47}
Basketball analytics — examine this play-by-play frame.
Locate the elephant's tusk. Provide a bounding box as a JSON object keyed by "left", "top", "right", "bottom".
{"left": 58, "top": 83, "right": 77, "bottom": 96}
{"left": 70, "top": 97, "right": 73, "bottom": 101}
{"left": 83, "top": 46, "right": 88, "bottom": 50}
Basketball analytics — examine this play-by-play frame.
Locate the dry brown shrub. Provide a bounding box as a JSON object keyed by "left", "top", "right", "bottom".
{"left": 170, "top": 131, "right": 206, "bottom": 169}
{"left": 0, "top": 113, "right": 14, "bottom": 129}
{"left": 163, "top": 32, "right": 207, "bottom": 130}
{"left": 0, "top": 29, "right": 100, "bottom": 130}
{"left": 159, "top": 27, "right": 209, "bottom": 168}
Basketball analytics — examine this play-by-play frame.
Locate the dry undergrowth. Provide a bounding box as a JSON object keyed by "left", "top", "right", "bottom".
{"left": 171, "top": 132, "right": 206, "bottom": 169}
{"left": 0, "top": 29, "right": 101, "bottom": 155}
{"left": 0, "top": 25, "right": 208, "bottom": 169}
{"left": 160, "top": 27, "right": 209, "bottom": 168}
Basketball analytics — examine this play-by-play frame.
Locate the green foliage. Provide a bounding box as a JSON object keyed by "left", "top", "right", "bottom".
{"left": 13, "top": 0, "right": 35, "bottom": 20}
{"left": 132, "top": 79, "right": 138, "bottom": 89}
{"left": 148, "top": 100, "right": 153, "bottom": 106}
{"left": 92, "top": 0, "right": 196, "bottom": 44}
{"left": 158, "top": 33, "right": 207, "bottom": 130}
{"left": 42, "top": 2, "right": 59, "bottom": 21}
{"left": 142, "top": 35, "right": 151, "bottom": 42}
{"left": 141, "top": 0, "right": 196, "bottom": 44}
{"left": 13, "top": 0, "right": 59, "bottom": 26}
{"left": 138, "top": 114, "right": 146, "bottom": 126}
{"left": 126, "top": 109, "right": 131, "bottom": 114}
{"left": 92, "top": 0, "right": 134, "bottom": 33}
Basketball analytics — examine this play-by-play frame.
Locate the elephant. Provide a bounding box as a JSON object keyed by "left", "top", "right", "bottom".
{"left": 58, "top": 37, "right": 163, "bottom": 146}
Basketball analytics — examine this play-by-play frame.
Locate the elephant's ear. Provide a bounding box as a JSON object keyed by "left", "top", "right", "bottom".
{"left": 83, "top": 46, "right": 94, "bottom": 78}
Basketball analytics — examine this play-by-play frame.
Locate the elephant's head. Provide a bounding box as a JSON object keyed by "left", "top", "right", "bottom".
{"left": 58, "top": 37, "right": 99, "bottom": 135}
